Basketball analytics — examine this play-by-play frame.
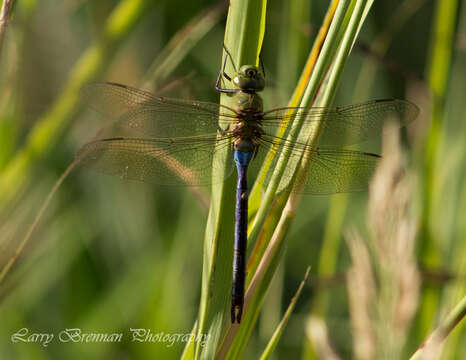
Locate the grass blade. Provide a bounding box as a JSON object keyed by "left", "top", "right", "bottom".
{"left": 259, "top": 267, "right": 310, "bottom": 360}
{"left": 194, "top": 1, "right": 267, "bottom": 359}
{"left": 410, "top": 295, "right": 466, "bottom": 360}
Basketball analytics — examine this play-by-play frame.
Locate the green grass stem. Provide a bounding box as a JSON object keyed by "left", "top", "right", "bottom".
{"left": 216, "top": 1, "right": 374, "bottom": 358}
{"left": 192, "top": 1, "right": 267, "bottom": 359}
{"left": 417, "top": 0, "right": 460, "bottom": 341}
{"left": 259, "top": 267, "right": 310, "bottom": 360}
{"left": 247, "top": 0, "right": 350, "bottom": 258}
{"left": 410, "top": 294, "right": 466, "bottom": 360}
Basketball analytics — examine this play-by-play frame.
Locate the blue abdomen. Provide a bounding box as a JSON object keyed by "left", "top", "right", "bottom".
{"left": 234, "top": 150, "right": 253, "bottom": 167}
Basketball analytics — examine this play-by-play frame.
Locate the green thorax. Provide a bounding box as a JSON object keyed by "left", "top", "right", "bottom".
{"left": 230, "top": 65, "right": 265, "bottom": 153}
{"left": 233, "top": 92, "right": 263, "bottom": 114}
{"left": 231, "top": 65, "right": 265, "bottom": 114}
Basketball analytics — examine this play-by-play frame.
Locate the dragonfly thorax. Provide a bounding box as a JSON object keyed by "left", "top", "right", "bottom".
{"left": 228, "top": 66, "right": 266, "bottom": 156}
{"left": 233, "top": 91, "right": 263, "bottom": 113}
{"left": 232, "top": 119, "right": 263, "bottom": 153}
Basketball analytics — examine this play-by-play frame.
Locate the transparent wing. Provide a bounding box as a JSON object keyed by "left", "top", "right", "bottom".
{"left": 261, "top": 99, "right": 419, "bottom": 147}
{"left": 258, "top": 136, "right": 380, "bottom": 194}
{"left": 297, "top": 149, "right": 380, "bottom": 194}
{"left": 79, "top": 82, "right": 238, "bottom": 186}
{"left": 76, "top": 135, "right": 234, "bottom": 186}
{"left": 81, "top": 82, "right": 240, "bottom": 137}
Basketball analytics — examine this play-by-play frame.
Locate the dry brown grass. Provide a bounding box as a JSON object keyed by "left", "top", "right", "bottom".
{"left": 346, "top": 123, "right": 420, "bottom": 360}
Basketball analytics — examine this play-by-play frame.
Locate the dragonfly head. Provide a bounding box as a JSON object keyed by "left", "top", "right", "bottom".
{"left": 233, "top": 65, "right": 265, "bottom": 92}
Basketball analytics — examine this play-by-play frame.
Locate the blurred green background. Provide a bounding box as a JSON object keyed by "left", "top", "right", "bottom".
{"left": 0, "top": 0, "right": 464, "bottom": 359}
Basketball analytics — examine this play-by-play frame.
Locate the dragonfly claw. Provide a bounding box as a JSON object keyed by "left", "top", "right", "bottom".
{"left": 231, "top": 305, "right": 243, "bottom": 324}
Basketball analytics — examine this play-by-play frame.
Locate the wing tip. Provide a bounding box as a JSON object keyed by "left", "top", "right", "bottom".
{"left": 375, "top": 98, "right": 420, "bottom": 121}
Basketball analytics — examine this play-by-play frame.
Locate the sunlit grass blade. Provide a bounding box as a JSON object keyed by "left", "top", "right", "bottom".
{"left": 259, "top": 267, "right": 310, "bottom": 360}
{"left": 288, "top": 0, "right": 375, "bottom": 207}
{"left": 246, "top": 0, "right": 349, "bottom": 254}
{"left": 246, "top": 1, "right": 341, "bottom": 305}
{"left": 222, "top": 1, "right": 374, "bottom": 358}
{"left": 248, "top": 0, "right": 338, "bottom": 218}
{"left": 246, "top": 0, "right": 349, "bottom": 289}
{"left": 409, "top": 295, "right": 466, "bottom": 360}
{"left": 193, "top": 1, "right": 267, "bottom": 359}
{"left": 216, "top": 0, "right": 351, "bottom": 352}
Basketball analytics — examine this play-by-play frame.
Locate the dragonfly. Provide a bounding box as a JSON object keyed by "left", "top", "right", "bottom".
{"left": 78, "top": 59, "right": 418, "bottom": 324}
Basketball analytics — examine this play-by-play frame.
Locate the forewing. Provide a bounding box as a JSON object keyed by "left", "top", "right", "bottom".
{"left": 81, "top": 82, "right": 239, "bottom": 136}
{"left": 262, "top": 99, "right": 419, "bottom": 147}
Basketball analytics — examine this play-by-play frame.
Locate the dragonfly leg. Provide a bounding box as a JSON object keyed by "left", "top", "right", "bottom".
{"left": 216, "top": 123, "right": 230, "bottom": 137}
{"left": 216, "top": 48, "right": 238, "bottom": 94}
{"left": 222, "top": 43, "right": 237, "bottom": 73}
{"left": 216, "top": 55, "right": 236, "bottom": 94}
{"left": 215, "top": 43, "right": 240, "bottom": 94}
{"left": 221, "top": 52, "right": 231, "bottom": 81}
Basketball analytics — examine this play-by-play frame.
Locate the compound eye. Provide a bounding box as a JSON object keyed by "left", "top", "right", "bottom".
{"left": 246, "top": 68, "right": 257, "bottom": 77}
